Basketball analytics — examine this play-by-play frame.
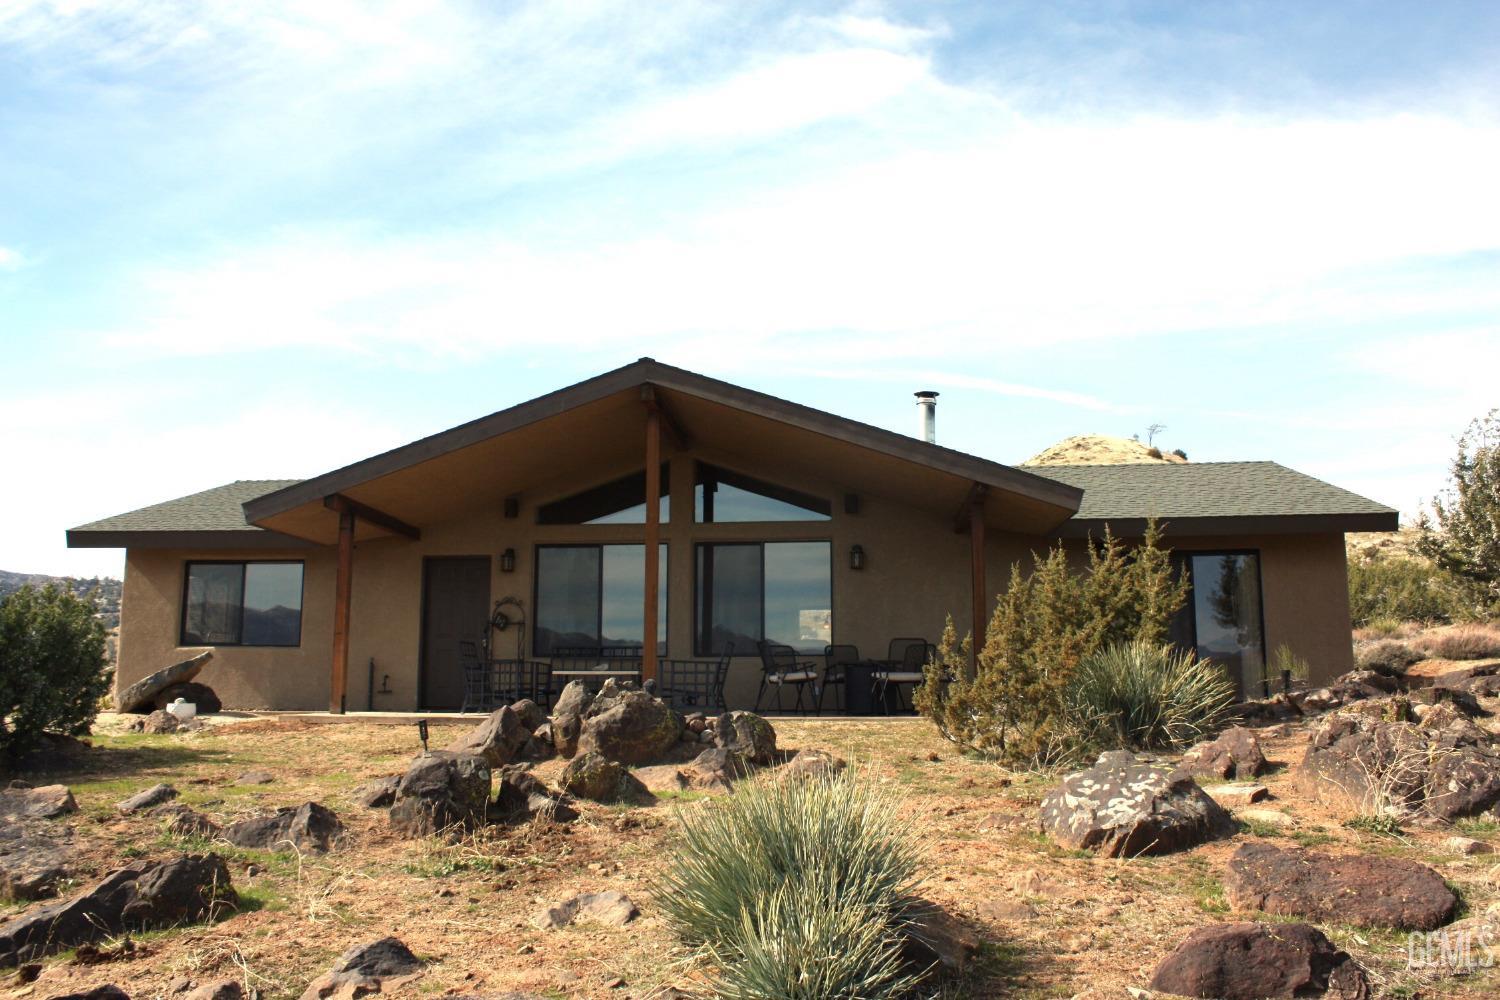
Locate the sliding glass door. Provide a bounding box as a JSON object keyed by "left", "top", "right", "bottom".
{"left": 1169, "top": 551, "right": 1266, "bottom": 699}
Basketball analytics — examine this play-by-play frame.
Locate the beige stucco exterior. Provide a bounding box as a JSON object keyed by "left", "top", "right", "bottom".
{"left": 113, "top": 442, "right": 1357, "bottom": 712}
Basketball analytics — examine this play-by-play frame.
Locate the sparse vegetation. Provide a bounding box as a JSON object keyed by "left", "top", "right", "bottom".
{"left": 657, "top": 769, "right": 922, "bottom": 1000}
{"left": 1354, "top": 638, "right": 1424, "bottom": 677}
{"left": 1063, "top": 641, "right": 1234, "bottom": 753}
{"left": 0, "top": 583, "right": 112, "bottom": 756}
{"left": 917, "top": 521, "right": 1190, "bottom": 766}
{"left": 1417, "top": 409, "right": 1500, "bottom": 617}
{"left": 1414, "top": 623, "right": 1500, "bottom": 661}
{"left": 1348, "top": 550, "right": 1468, "bottom": 627}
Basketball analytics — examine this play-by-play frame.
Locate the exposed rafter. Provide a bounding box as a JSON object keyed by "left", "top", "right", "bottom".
{"left": 953, "top": 482, "right": 987, "bottom": 534}
{"left": 640, "top": 384, "right": 690, "bottom": 452}
{"left": 323, "top": 494, "right": 421, "bottom": 540}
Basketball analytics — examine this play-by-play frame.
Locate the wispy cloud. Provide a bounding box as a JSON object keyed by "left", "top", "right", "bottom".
{"left": 0, "top": 245, "right": 22, "bottom": 270}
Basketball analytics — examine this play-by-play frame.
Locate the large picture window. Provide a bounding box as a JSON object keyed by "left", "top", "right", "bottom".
{"left": 695, "top": 541, "right": 831, "bottom": 655}
{"left": 694, "top": 463, "right": 831, "bottom": 523}
{"left": 181, "top": 561, "right": 304, "bottom": 647}
{"left": 537, "top": 466, "right": 670, "bottom": 525}
{"left": 534, "top": 544, "right": 668, "bottom": 654}
{"left": 1169, "top": 551, "right": 1266, "bottom": 698}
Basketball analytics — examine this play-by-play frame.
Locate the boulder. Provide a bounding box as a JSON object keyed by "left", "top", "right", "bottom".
{"left": 682, "top": 747, "right": 752, "bottom": 791}
{"left": 492, "top": 766, "right": 578, "bottom": 823}
{"left": 446, "top": 706, "right": 528, "bottom": 768}
{"left": 1225, "top": 841, "right": 1456, "bottom": 930}
{"left": 1180, "top": 726, "right": 1269, "bottom": 780}
{"left": 117, "top": 650, "right": 213, "bottom": 713}
{"left": 388, "top": 753, "right": 491, "bottom": 837}
{"left": 1039, "top": 751, "right": 1234, "bottom": 857}
{"left": 153, "top": 682, "right": 223, "bottom": 715}
{"left": 0, "top": 854, "right": 234, "bottom": 966}
{"left": 558, "top": 751, "right": 647, "bottom": 803}
{"left": 0, "top": 784, "right": 77, "bottom": 821}
{"left": 234, "top": 770, "right": 275, "bottom": 786}
{"left": 1149, "top": 921, "right": 1371, "bottom": 1000}
{"left": 510, "top": 699, "right": 548, "bottom": 732}
{"left": 184, "top": 980, "right": 243, "bottom": 1000}
{"left": 224, "top": 802, "right": 344, "bottom": 852}
{"left": 630, "top": 764, "right": 690, "bottom": 795}
{"left": 899, "top": 900, "right": 981, "bottom": 975}
{"left": 117, "top": 783, "right": 178, "bottom": 815}
{"left": 351, "top": 776, "right": 400, "bottom": 809}
{"left": 152, "top": 803, "right": 221, "bottom": 839}
{"left": 532, "top": 890, "right": 639, "bottom": 930}
{"left": 133, "top": 709, "right": 191, "bottom": 734}
{"left": 578, "top": 689, "right": 682, "bottom": 765}
{"left": 299, "top": 936, "right": 425, "bottom": 1000}
{"left": 715, "top": 711, "right": 777, "bottom": 764}
{"left": 51, "top": 988, "right": 131, "bottom": 1000}
{"left": 0, "top": 823, "right": 70, "bottom": 900}
{"left": 781, "top": 748, "right": 847, "bottom": 782}
{"left": 549, "top": 680, "right": 591, "bottom": 758}
{"left": 1205, "top": 783, "right": 1269, "bottom": 808}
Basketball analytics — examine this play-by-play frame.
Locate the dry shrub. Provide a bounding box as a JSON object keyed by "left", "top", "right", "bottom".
{"left": 1415, "top": 624, "right": 1500, "bottom": 662}
{"left": 1354, "top": 639, "right": 1424, "bottom": 676}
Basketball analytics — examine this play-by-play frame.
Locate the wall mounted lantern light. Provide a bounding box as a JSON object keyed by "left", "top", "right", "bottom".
{"left": 500, "top": 548, "right": 517, "bottom": 573}
{"left": 850, "top": 544, "right": 865, "bottom": 571}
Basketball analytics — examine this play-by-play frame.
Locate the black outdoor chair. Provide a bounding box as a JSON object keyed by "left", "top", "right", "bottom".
{"left": 755, "top": 641, "right": 819, "bottom": 714}
{"left": 659, "top": 644, "right": 733, "bottom": 713}
{"left": 820, "top": 643, "right": 860, "bottom": 714}
{"left": 458, "top": 639, "right": 494, "bottom": 713}
{"left": 872, "top": 638, "right": 931, "bottom": 714}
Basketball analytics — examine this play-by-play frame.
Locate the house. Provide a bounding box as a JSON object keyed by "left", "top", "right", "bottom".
{"left": 67, "top": 359, "right": 1397, "bottom": 713}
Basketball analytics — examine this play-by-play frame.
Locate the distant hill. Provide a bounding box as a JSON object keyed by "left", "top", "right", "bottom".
{"left": 1022, "top": 434, "right": 1188, "bottom": 467}
{"left": 0, "top": 570, "right": 123, "bottom": 628}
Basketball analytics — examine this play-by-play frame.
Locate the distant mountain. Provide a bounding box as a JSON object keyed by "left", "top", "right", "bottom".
{"left": 0, "top": 570, "right": 123, "bottom": 628}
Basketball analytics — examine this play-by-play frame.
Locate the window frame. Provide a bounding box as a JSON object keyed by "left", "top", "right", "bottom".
{"left": 531, "top": 542, "right": 669, "bottom": 656}
{"left": 693, "top": 461, "right": 832, "bottom": 523}
{"left": 179, "top": 559, "right": 305, "bottom": 648}
{"left": 1172, "top": 548, "right": 1268, "bottom": 696}
{"left": 693, "top": 539, "right": 834, "bottom": 656}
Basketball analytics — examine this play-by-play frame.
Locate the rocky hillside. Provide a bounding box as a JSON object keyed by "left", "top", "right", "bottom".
{"left": 1022, "top": 433, "right": 1188, "bottom": 466}
{"left": 0, "top": 570, "right": 122, "bottom": 628}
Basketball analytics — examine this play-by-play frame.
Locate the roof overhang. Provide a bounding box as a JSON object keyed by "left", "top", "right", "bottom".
{"left": 242, "top": 359, "right": 1084, "bottom": 544}
{"left": 65, "top": 528, "right": 316, "bottom": 550}
{"left": 1053, "top": 510, "right": 1401, "bottom": 540}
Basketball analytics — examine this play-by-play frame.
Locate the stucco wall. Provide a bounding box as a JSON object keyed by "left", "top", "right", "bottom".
{"left": 115, "top": 453, "right": 1356, "bottom": 712}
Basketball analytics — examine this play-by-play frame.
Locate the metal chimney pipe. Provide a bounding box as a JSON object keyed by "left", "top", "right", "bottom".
{"left": 914, "top": 390, "right": 939, "bottom": 443}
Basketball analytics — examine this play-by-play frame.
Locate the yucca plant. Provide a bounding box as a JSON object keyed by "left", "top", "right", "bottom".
{"left": 1064, "top": 640, "right": 1234, "bottom": 753}
{"left": 656, "top": 768, "right": 923, "bottom": 999}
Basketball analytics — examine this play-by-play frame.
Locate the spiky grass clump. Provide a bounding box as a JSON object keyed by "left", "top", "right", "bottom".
{"left": 1065, "top": 641, "right": 1234, "bottom": 753}
{"left": 657, "top": 769, "right": 922, "bottom": 999}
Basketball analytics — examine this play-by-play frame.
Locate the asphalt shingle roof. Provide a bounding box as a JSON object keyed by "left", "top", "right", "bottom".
{"left": 1028, "top": 461, "right": 1396, "bottom": 522}
{"left": 70, "top": 480, "right": 302, "bottom": 534}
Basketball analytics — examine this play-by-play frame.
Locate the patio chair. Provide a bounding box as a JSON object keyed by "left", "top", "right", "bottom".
{"left": 458, "top": 639, "right": 493, "bottom": 714}
{"left": 819, "top": 643, "right": 860, "bottom": 715}
{"left": 872, "top": 638, "right": 931, "bottom": 714}
{"left": 755, "top": 641, "right": 818, "bottom": 714}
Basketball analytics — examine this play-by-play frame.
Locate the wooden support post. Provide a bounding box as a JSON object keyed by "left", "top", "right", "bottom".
{"left": 969, "top": 487, "right": 986, "bottom": 677}
{"left": 331, "top": 508, "right": 355, "bottom": 714}
{"left": 643, "top": 409, "right": 661, "bottom": 683}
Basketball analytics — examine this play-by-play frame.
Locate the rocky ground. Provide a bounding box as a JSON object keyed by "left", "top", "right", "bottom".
{"left": 3, "top": 676, "right": 1500, "bottom": 999}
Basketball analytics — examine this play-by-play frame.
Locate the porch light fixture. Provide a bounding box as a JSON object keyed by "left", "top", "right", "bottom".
{"left": 500, "top": 548, "right": 516, "bottom": 573}
{"left": 849, "top": 544, "right": 865, "bottom": 571}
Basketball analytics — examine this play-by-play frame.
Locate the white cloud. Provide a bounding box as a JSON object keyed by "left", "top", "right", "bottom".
{"left": 0, "top": 246, "right": 23, "bottom": 270}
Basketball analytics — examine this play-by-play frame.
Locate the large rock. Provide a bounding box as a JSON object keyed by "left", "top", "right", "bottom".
{"left": 532, "top": 891, "right": 638, "bottom": 930}
{"left": 117, "top": 783, "right": 178, "bottom": 815}
{"left": 224, "top": 802, "right": 343, "bottom": 852}
{"left": 0, "top": 822, "right": 71, "bottom": 900}
{"left": 0, "top": 784, "right": 77, "bottom": 821}
{"left": 899, "top": 900, "right": 981, "bottom": 975}
{"left": 578, "top": 689, "right": 682, "bottom": 765}
{"left": 51, "top": 988, "right": 131, "bottom": 1000}
{"left": 558, "top": 751, "right": 647, "bottom": 803}
{"left": 153, "top": 681, "right": 223, "bottom": 715}
{"left": 1225, "top": 842, "right": 1457, "bottom": 930}
{"left": 351, "top": 776, "right": 400, "bottom": 809}
{"left": 492, "top": 766, "right": 578, "bottom": 824}
{"left": 1180, "top": 726, "right": 1269, "bottom": 780}
{"left": 300, "top": 936, "right": 425, "bottom": 1000}
{"left": 117, "top": 650, "right": 213, "bottom": 713}
{"left": 0, "top": 854, "right": 234, "bottom": 967}
{"left": 153, "top": 804, "right": 220, "bottom": 839}
{"left": 510, "top": 698, "right": 548, "bottom": 732}
{"left": 549, "top": 681, "right": 591, "bottom": 758}
{"left": 781, "top": 748, "right": 847, "bottom": 782}
{"left": 1149, "top": 922, "right": 1370, "bottom": 1000}
{"left": 446, "top": 706, "right": 528, "bottom": 768}
{"left": 389, "top": 752, "right": 491, "bottom": 837}
{"left": 715, "top": 711, "right": 777, "bottom": 765}
{"left": 1039, "top": 751, "right": 1233, "bottom": 857}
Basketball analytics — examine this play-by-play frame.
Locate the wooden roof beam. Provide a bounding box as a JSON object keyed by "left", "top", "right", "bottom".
{"left": 640, "top": 384, "right": 690, "bottom": 452}
{"left": 323, "top": 493, "right": 421, "bottom": 540}
{"left": 954, "top": 482, "right": 987, "bottom": 534}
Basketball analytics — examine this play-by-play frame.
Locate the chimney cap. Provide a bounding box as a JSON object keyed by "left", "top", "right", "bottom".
{"left": 914, "top": 390, "right": 940, "bottom": 400}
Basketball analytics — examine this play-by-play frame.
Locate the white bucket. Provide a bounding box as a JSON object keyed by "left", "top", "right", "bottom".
{"left": 167, "top": 698, "right": 197, "bottom": 722}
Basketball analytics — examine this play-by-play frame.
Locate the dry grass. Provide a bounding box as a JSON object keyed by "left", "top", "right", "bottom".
{"left": 1416, "top": 623, "right": 1500, "bottom": 662}
{"left": 3, "top": 712, "right": 1498, "bottom": 999}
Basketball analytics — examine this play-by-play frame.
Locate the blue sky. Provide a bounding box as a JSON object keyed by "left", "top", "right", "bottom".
{"left": 2, "top": 1, "right": 1497, "bottom": 578}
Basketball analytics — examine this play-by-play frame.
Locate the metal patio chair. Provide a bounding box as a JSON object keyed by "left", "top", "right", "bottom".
{"left": 819, "top": 643, "right": 860, "bottom": 715}
{"left": 755, "top": 641, "right": 818, "bottom": 714}
{"left": 872, "top": 638, "right": 931, "bottom": 714}
{"left": 458, "top": 639, "right": 494, "bottom": 713}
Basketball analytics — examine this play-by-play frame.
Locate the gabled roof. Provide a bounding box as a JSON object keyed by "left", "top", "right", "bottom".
{"left": 1032, "top": 462, "right": 1399, "bottom": 537}
{"left": 239, "top": 358, "right": 1082, "bottom": 533}
{"left": 67, "top": 480, "right": 310, "bottom": 549}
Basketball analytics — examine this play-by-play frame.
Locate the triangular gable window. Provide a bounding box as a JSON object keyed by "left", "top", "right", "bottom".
{"left": 694, "top": 462, "right": 831, "bottom": 523}
{"left": 537, "top": 465, "right": 670, "bottom": 525}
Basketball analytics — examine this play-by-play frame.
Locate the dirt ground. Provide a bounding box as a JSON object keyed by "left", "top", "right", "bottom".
{"left": 4, "top": 712, "right": 1499, "bottom": 1000}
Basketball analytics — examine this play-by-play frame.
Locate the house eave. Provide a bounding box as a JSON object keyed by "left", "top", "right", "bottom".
{"left": 1051, "top": 510, "right": 1400, "bottom": 540}
{"left": 65, "top": 529, "right": 318, "bottom": 550}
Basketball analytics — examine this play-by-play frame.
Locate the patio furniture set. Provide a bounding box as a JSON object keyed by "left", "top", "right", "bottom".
{"left": 456, "top": 636, "right": 933, "bottom": 716}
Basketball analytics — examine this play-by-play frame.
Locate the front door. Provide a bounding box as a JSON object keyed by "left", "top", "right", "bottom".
{"left": 420, "top": 556, "right": 491, "bottom": 710}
